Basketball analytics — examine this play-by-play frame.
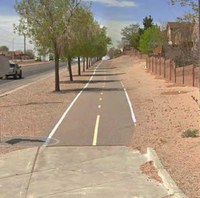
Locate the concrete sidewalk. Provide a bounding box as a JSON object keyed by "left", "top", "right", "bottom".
{"left": 0, "top": 146, "right": 170, "bottom": 198}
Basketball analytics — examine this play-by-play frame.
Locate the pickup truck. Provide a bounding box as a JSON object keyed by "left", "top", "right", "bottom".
{"left": 0, "top": 55, "right": 22, "bottom": 79}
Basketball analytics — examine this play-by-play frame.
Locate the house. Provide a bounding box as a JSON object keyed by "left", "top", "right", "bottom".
{"left": 6, "top": 50, "right": 24, "bottom": 60}
{"left": 166, "top": 22, "right": 194, "bottom": 48}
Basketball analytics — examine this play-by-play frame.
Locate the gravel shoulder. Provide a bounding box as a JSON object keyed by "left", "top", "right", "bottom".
{"left": 112, "top": 55, "right": 200, "bottom": 198}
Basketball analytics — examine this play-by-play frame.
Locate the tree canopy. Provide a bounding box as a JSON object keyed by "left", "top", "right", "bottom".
{"left": 120, "top": 16, "right": 155, "bottom": 50}
{"left": 143, "top": 15, "right": 154, "bottom": 30}
{"left": 15, "top": 0, "right": 111, "bottom": 91}
{"left": 139, "top": 26, "right": 163, "bottom": 54}
{"left": 121, "top": 24, "right": 140, "bottom": 45}
{"left": 0, "top": 46, "right": 9, "bottom": 53}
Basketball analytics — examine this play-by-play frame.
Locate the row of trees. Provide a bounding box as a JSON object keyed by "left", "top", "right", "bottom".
{"left": 15, "top": 0, "right": 111, "bottom": 91}
{"left": 0, "top": 46, "right": 9, "bottom": 53}
{"left": 121, "top": 16, "right": 165, "bottom": 54}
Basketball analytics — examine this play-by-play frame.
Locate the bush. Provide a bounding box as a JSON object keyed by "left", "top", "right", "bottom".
{"left": 139, "top": 26, "right": 164, "bottom": 54}
{"left": 182, "top": 129, "right": 199, "bottom": 138}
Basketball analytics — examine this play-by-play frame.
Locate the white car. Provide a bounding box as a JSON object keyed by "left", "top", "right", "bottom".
{"left": 102, "top": 56, "right": 110, "bottom": 60}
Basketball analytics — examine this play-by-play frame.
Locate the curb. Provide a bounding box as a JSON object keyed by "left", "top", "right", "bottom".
{"left": 19, "top": 61, "right": 52, "bottom": 67}
{"left": 146, "top": 147, "right": 188, "bottom": 198}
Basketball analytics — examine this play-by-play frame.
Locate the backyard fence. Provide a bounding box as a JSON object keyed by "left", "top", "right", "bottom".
{"left": 124, "top": 49, "right": 199, "bottom": 87}
{"left": 146, "top": 56, "right": 199, "bottom": 87}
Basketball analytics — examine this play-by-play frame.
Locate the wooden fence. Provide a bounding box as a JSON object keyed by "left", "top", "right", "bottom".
{"left": 146, "top": 56, "right": 199, "bottom": 87}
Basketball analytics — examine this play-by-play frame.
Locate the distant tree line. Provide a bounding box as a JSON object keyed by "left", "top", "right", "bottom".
{"left": 15, "top": 0, "right": 111, "bottom": 91}
{"left": 120, "top": 16, "right": 166, "bottom": 54}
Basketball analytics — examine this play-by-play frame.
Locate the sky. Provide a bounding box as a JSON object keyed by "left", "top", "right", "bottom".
{"left": 0, "top": 0, "right": 193, "bottom": 51}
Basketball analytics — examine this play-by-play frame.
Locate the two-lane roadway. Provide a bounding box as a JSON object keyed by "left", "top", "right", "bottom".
{"left": 0, "top": 61, "right": 66, "bottom": 95}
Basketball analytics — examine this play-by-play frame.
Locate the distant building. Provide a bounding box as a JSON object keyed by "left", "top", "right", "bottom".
{"left": 6, "top": 51, "right": 23, "bottom": 60}
{"left": 166, "top": 22, "right": 194, "bottom": 48}
{"left": 5, "top": 50, "right": 34, "bottom": 60}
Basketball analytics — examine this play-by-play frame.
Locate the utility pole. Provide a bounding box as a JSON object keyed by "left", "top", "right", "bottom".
{"left": 199, "top": 0, "right": 200, "bottom": 106}
{"left": 12, "top": 38, "right": 14, "bottom": 60}
{"left": 24, "top": 34, "right": 26, "bottom": 54}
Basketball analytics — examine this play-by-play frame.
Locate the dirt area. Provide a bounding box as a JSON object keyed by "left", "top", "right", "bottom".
{"left": 112, "top": 55, "right": 200, "bottom": 198}
{"left": 140, "top": 161, "right": 163, "bottom": 183}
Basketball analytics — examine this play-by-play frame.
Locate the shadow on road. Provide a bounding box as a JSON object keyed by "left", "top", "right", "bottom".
{"left": 60, "top": 80, "right": 119, "bottom": 84}
{"left": 60, "top": 87, "right": 124, "bottom": 94}
{"left": 0, "top": 101, "right": 63, "bottom": 108}
{"left": 75, "top": 73, "right": 125, "bottom": 77}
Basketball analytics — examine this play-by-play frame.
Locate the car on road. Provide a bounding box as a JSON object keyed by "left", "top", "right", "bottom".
{"left": 102, "top": 56, "right": 110, "bottom": 61}
{"left": 0, "top": 55, "right": 22, "bottom": 79}
{"left": 5, "top": 61, "right": 23, "bottom": 79}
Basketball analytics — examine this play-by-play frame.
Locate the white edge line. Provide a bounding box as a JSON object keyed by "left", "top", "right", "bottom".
{"left": 121, "top": 81, "right": 137, "bottom": 126}
{"left": 44, "top": 61, "right": 102, "bottom": 145}
{"left": 92, "top": 115, "right": 100, "bottom": 146}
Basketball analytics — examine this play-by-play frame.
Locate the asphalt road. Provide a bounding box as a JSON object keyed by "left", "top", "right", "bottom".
{"left": 50, "top": 60, "right": 135, "bottom": 146}
{"left": 0, "top": 61, "right": 67, "bottom": 95}
{"left": 0, "top": 61, "right": 66, "bottom": 85}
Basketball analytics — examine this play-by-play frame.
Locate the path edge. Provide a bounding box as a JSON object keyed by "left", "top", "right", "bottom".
{"left": 145, "top": 147, "right": 188, "bottom": 198}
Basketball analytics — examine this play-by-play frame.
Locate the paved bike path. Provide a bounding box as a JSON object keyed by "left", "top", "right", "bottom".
{"left": 52, "top": 60, "right": 134, "bottom": 146}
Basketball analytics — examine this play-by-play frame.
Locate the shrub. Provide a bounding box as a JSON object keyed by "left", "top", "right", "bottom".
{"left": 182, "top": 129, "right": 199, "bottom": 138}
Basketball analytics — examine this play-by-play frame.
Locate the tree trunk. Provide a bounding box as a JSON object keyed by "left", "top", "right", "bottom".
{"left": 68, "top": 57, "right": 73, "bottom": 81}
{"left": 78, "top": 56, "right": 81, "bottom": 76}
{"left": 89, "top": 58, "right": 91, "bottom": 67}
{"left": 86, "top": 57, "right": 89, "bottom": 69}
{"left": 83, "top": 57, "right": 85, "bottom": 72}
{"left": 54, "top": 45, "right": 60, "bottom": 92}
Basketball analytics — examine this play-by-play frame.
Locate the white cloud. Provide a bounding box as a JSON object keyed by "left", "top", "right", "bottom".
{"left": 91, "top": 0, "right": 137, "bottom": 7}
{"left": 100, "top": 20, "right": 134, "bottom": 47}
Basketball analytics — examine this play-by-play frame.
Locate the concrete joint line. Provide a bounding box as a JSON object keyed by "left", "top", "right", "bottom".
{"left": 145, "top": 147, "right": 188, "bottom": 198}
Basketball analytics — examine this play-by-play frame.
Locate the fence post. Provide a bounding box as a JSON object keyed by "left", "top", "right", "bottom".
{"left": 192, "top": 65, "right": 195, "bottom": 86}
{"left": 182, "top": 66, "right": 185, "bottom": 84}
{"left": 174, "top": 61, "right": 176, "bottom": 83}
{"left": 155, "top": 57, "right": 157, "bottom": 74}
{"left": 159, "top": 57, "right": 162, "bottom": 76}
{"left": 146, "top": 57, "right": 148, "bottom": 69}
{"left": 152, "top": 57, "right": 154, "bottom": 73}
{"left": 164, "top": 58, "right": 166, "bottom": 78}
{"left": 149, "top": 56, "right": 151, "bottom": 71}
{"left": 170, "top": 59, "right": 172, "bottom": 81}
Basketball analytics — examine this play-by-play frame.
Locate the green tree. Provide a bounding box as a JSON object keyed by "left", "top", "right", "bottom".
{"left": 72, "top": 7, "right": 96, "bottom": 75}
{"left": 0, "top": 46, "right": 9, "bottom": 53}
{"left": 121, "top": 23, "right": 140, "bottom": 44}
{"left": 139, "top": 26, "right": 163, "bottom": 54}
{"left": 60, "top": 7, "right": 111, "bottom": 80}
{"left": 15, "top": 0, "right": 82, "bottom": 91}
{"left": 143, "top": 15, "right": 154, "bottom": 30}
{"left": 130, "top": 32, "right": 140, "bottom": 49}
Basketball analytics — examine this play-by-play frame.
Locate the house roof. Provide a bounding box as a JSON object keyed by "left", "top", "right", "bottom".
{"left": 15, "top": 50, "right": 24, "bottom": 55}
{"left": 167, "top": 22, "right": 194, "bottom": 31}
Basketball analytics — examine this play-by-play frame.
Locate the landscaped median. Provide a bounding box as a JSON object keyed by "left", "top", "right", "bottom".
{"left": 0, "top": 63, "right": 95, "bottom": 154}
{"left": 113, "top": 55, "right": 200, "bottom": 198}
